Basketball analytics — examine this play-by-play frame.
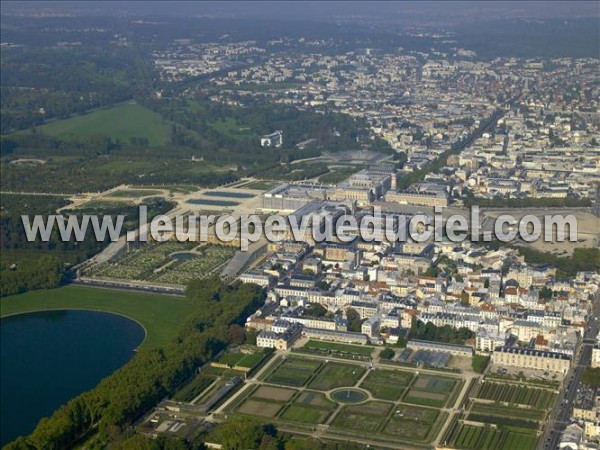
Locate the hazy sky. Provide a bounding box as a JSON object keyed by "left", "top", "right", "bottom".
{"left": 3, "top": 1, "right": 599, "bottom": 24}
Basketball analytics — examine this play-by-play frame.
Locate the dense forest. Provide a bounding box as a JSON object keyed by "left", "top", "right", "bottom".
{"left": 4, "top": 279, "right": 265, "bottom": 449}
{"left": 0, "top": 46, "right": 143, "bottom": 133}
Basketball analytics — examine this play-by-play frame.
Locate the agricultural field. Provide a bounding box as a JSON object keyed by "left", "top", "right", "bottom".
{"left": 30, "top": 102, "right": 172, "bottom": 146}
{"left": 446, "top": 423, "right": 539, "bottom": 450}
{"left": 360, "top": 369, "right": 414, "bottom": 400}
{"left": 264, "top": 357, "right": 322, "bottom": 387}
{"left": 87, "top": 243, "right": 235, "bottom": 287}
{"left": 474, "top": 381, "right": 556, "bottom": 409}
{"left": 403, "top": 374, "right": 457, "bottom": 407}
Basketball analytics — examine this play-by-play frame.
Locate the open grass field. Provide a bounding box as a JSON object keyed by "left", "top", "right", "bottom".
{"left": 383, "top": 405, "right": 439, "bottom": 441}
{"left": 203, "top": 191, "right": 255, "bottom": 199}
{"left": 308, "top": 362, "right": 365, "bottom": 391}
{"left": 331, "top": 401, "right": 391, "bottom": 432}
{"left": 265, "top": 357, "right": 322, "bottom": 387}
{"left": 109, "top": 189, "right": 163, "bottom": 198}
{"left": 186, "top": 198, "right": 240, "bottom": 207}
{"left": 360, "top": 369, "right": 414, "bottom": 400}
{"left": 218, "top": 352, "right": 245, "bottom": 367}
{"left": 235, "top": 352, "right": 266, "bottom": 369}
{"left": 31, "top": 102, "right": 172, "bottom": 146}
{"left": 475, "top": 382, "right": 556, "bottom": 409}
{"left": 448, "top": 423, "right": 538, "bottom": 450}
{"left": 133, "top": 184, "right": 199, "bottom": 194}
{"left": 237, "top": 180, "right": 281, "bottom": 191}
{"left": 303, "top": 340, "right": 374, "bottom": 356}
{"left": 0, "top": 285, "right": 195, "bottom": 349}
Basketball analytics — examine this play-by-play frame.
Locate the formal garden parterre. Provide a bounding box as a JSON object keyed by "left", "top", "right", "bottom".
{"left": 226, "top": 355, "right": 461, "bottom": 446}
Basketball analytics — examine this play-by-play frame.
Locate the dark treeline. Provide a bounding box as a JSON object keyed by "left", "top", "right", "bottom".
{"left": 0, "top": 131, "right": 239, "bottom": 193}
{"left": 464, "top": 196, "right": 592, "bottom": 208}
{"left": 4, "top": 279, "right": 265, "bottom": 449}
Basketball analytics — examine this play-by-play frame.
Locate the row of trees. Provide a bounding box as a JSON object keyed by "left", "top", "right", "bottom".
{"left": 409, "top": 320, "right": 474, "bottom": 345}
{"left": 463, "top": 196, "right": 592, "bottom": 208}
{"left": 5, "top": 279, "right": 265, "bottom": 449}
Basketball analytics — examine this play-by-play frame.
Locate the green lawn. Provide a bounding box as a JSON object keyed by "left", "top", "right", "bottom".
{"left": 31, "top": 102, "right": 171, "bottom": 146}
{"left": 109, "top": 189, "right": 163, "bottom": 198}
{"left": 308, "top": 362, "right": 365, "bottom": 391}
{"left": 361, "top": 369, "right": 414, "bottom": 400}
{"left": 0, "top": 285, "right": 195, "bottom": 349}
{"left": 280, "top": 404, "right": 327, "bottom": 424}
{"left": 237, "top": 180, "right": 281, "bottom": 191}
{"left": 265, "top": 357, "right": 322, "bottom": 387}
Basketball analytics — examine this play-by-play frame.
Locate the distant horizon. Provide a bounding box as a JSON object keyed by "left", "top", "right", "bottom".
{"left": 2, "top": 0, "right": 599, "bottom": 26}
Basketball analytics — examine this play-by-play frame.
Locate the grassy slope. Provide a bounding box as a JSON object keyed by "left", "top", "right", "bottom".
{"left": 0, "top": 285, "right": 195, "bottom": 349}
{"left": 32, "top": 102, "right": 171, "bottom": 146}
